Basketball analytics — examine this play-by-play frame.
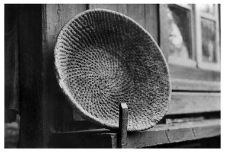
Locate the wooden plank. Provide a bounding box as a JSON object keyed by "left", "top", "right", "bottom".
{"left": 169, "top": 64, "right": 220, "bottom": 82}
{"left": 193, "top": 122, "right": 221, "bottom": 139}
{"left": 48, "top": 119, "right": 220, "bottom": 148}
{"left": 89, "top": 4, "right": 128, "bottom": 15}
{"left": 118, "top": 119, "right": 220, "bottom": 148}
{"left": 117, "top": 4, "right": 128, "bottom": 15}
{"left": 42, "top": 4, "right": 87, "bottom": 133}
{"left": 45, "top": 4, "right": 87, "bottom": 47}
{"left": 126, "top": 128, "right": 169, "bottom": 148}
{"left": 167, "top": 92, "right": 220, "bottom": 115}
{"left": 145, "top": 4, "right": 159, "bottom": 43}
{"left": 172, "top": 79, "right": 220, "bottom": 91}
{"left": 89, "top": 4, "right": 118, "bottom": 11}
{"left": 159, "top": 4, "right": 170, "bottom": 60}
{"left": 166, "top": 127, "right": 195, "bottom": 143}
{"left": 118, "top": 103, "right": 128, "bottom": 148}
{"left": 127, "top": 4, "right": 146, "bottom": 29}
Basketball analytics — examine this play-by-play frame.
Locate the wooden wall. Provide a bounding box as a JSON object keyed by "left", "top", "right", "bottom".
{"left": 42, "top": 4, "right": 87, "bottom": 145}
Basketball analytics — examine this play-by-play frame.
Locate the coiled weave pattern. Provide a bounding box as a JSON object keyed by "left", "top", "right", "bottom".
{"left": 54, "top": 9, "right": 171, "bottom": 131}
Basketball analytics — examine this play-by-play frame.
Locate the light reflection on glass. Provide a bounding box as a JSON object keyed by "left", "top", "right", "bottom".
{"left": 166, "top": 5, "right": 192, "bottom": 59}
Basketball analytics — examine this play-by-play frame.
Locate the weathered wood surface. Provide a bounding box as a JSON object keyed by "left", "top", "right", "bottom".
{"left": 168, "top": 92, "right": 220, "bottom": 115}
{"left": 120, "top": 119, "right": 220, "bottom": 148}
{"left": 90, "top": 4, "right": 159, "bottom": 43}
{"left": 49, "top": 119, "right": 220, "bottom": 148}
{"left": 145, "top": 4, "right": 159, "bottom": 43}
{"left": 172, "top": 79, "right": 220, "bottom": 91}
{"left": 42, "top": 4, "right": 87, "bottom": 134}
{"left": 118, "top": 103, "right": 128, "bottom": 148}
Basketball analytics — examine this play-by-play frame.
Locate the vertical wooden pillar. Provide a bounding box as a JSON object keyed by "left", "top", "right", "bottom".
{"left": 118, "top": 103, "right": 128, "bottom": 148}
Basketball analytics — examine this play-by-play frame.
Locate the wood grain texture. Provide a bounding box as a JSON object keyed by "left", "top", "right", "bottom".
{"left": 127, "top": 4, "right": 145, "bottom": 29}
{"left": 167, "top": 92, "right": 220, "bottom": 115}
{"left": 48, "top": 119, "right": 220, "bottom": 148}
{"left": 90, "top": 4, "right": 128, "bottom": 15}
{"left": 145, "top": 4, "right": 159, "bottom": 43}
{"left": 42, "top": 4, "right": 87, "bottom": 133}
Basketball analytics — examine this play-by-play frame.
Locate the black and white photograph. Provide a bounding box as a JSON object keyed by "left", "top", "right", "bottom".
{"left": 4, "top": 2, "right": 221, "bottom": 149}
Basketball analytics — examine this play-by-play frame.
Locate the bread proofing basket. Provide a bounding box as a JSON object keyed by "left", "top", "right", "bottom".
{"left": 54, "top": 9, "right": 171, "bottom": 131}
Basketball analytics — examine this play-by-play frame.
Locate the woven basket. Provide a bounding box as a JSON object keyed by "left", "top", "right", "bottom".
{"left": 54, "top": 9, "right": 171, "bottom": 131}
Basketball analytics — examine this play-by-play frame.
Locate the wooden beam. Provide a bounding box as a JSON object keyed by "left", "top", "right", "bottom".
{"left": 167, "top": 92, "right": 220, "bottom": 115}
{"left": 48, "top": 119, "right": 220, "bottom": 148}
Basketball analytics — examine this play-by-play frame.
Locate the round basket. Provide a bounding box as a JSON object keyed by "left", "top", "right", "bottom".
{"left": 54, "top": 9, "right": 171, "bottom": 131}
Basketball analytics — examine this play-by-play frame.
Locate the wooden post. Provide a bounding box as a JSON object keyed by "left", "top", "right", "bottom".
{"left": 118, "top": 103, "right": 128, "bottom": 148}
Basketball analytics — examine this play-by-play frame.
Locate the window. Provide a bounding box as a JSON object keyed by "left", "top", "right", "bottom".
{"left": 160, "top": 4, "right": 220, "bottom": 90}
{"left": 195, "top": 4, "right": 220, "bottom": 71}
{"left": 166, "top": 4, "right": 196, "bottom": 67}
{"left": 161, "top": 4, "right": 220, "bottom": 70}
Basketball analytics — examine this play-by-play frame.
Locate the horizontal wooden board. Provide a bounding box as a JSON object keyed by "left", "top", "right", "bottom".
{"left": 171, "top": 79, "right": 220, "bottom": 91}
{"left": 123, "top": 119, "right": 220, "bottom": 148}
{"left": 167, "top": 92, "right": 220, "bottom": 115}
{"left": 168, "top": 64, "right": 220, "bottom": 82}
{"left": 49, "top": 119, "right": 220, "bottom": 148}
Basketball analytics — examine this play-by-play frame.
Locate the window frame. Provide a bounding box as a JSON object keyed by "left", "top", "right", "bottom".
{"left": 166, "top": 4, "right": 197, "bottom": 68}
{"left": 195, "top": 4, "right": 220, "bottom": 71}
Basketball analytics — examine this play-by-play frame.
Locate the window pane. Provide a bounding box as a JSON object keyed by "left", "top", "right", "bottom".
{"left": 201, "top": 18, "right": 217, "bottom": 63}
{"left": 166, "top": 5, "right": 193, "bottom": 59}
{"left": 199, "top": 4, "right": 215, "bottom": 15}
